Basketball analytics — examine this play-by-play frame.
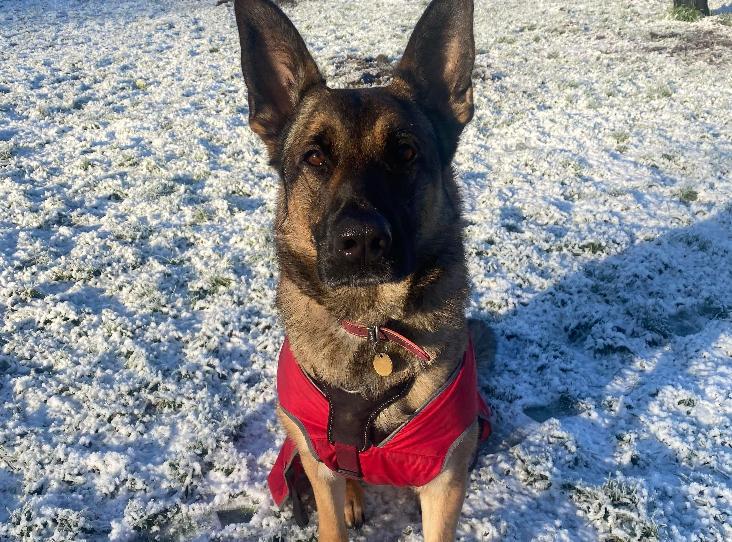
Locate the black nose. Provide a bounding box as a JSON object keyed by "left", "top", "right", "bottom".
{"left": 333, "top": 210, "right": 392, "bottom": 265}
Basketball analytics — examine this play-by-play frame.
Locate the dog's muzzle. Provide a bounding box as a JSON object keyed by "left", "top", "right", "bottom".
{"left": 316, "top": 205, "right": 400, "bottom": 287}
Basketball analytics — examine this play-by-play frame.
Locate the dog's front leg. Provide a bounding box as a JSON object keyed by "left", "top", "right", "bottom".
{"left": 279, "top": 410, "right": 348, "bottom": 542}
{"left": 417, "top": 421, "right": 479, "bottom": 542}
{"left": 299, "top": 447, "right": 348, "bottom": 542}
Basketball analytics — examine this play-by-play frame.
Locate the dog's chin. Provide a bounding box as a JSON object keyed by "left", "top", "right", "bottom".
{"left": 316, "top": 254, "right": 416, "bottom": 288}
{"left": 313, "top": 256, "right": 417, "bottom": 323}
{"left": 318, "top": 265, "right": 401, "bottom": 289}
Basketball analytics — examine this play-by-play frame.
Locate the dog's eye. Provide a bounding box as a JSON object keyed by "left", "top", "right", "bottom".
{"left": 397, "top": 143, "right": 417, "bottom": 163}
{"left": 304, "top": 149, "right": 326, "bottom": 167}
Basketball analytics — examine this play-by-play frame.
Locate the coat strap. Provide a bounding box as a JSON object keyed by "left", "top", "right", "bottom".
{"left": 334, "top": 442, "right": 362, "bottom": 478}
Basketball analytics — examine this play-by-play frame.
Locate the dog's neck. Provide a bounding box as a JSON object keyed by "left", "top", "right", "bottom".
{"left": 275, "top": 252, "right": 469, "bottom": 408}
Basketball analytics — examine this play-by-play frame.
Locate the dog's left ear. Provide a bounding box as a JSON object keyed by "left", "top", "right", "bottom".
{"left": 234, "top": 0, "right": 324, "bottom": 157}
{"left": 395, "top": 0, "right": 475, "bottom": 159}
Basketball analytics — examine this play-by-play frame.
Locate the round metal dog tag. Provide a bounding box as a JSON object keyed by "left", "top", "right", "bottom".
{"left": 372, "top": 353, "right": 393, "bottom": 377}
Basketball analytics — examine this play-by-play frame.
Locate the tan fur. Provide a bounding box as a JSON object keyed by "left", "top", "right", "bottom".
{"left": 343, "top": 480, "right": 365, "bottom": 528}
{"left": 280, "top": 409, "right": 348, "bottom": 541}
{"left": 418, "top": 421, "right": 479, "bottom": 542}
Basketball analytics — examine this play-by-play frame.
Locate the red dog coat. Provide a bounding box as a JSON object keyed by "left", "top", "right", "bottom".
{"left": 268, "top": 335, "right": 491, "bottom": 521}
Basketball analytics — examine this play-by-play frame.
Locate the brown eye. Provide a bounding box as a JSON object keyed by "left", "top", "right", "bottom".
{"left": 398, "top": 143, "right": 416, "bottom": 163}
{"left": 304, "top": 149, "right": 325, "bottom": 167}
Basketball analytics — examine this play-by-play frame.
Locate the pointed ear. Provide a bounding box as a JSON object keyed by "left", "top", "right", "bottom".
{"left": 395, "top": 0, "right": 475, "bottom": 158}
{"left": 234, "top": 0, "right": 324, "bottom": 156}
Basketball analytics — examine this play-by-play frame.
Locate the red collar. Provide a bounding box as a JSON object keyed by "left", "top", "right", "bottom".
{"left": 340, "top": 320, "right": 431, "bottom": 362}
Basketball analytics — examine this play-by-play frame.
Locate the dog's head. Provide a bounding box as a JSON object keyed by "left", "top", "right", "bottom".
{"left": 234, "top": 0, "right": 474, "bottom": 313}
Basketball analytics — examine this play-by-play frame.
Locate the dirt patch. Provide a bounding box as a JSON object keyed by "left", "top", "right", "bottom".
{"left": 216, "top": 0, "right": 297, "bottom": 4}
{"left": 332, "top": 54, "right": 394, "bottom": 87}
{"left": 645, "top": 29, "right": 732, "bottom": 64}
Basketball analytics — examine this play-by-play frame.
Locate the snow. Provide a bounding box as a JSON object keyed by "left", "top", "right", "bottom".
{"left": 1, "top": 0, "right": 731, "bottom": 540}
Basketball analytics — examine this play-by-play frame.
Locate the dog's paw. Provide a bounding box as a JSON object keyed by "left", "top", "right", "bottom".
{"left": 344, "top": 479, "right": 365, "bottom": 529}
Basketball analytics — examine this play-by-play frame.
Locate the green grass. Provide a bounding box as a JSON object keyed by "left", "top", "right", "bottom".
{"left": 611, "top": 130, "right": 630, "bottom": 152}
{"left": 580, "top": 241, "right": 606, "bottom": 255}
{"left": 670, "top": 6, "right": 704, "bottom": 22}
{"left": 677, "top": 397, "right": 695, "bottom": 407}
{"left": 189, "top": 275, "right": 233, "bottom": 302}
{"left": 192, "top": 208, "right": 211, "bottom": 224}
{"left": 679, "top": 187, "right": 698, "bottom": 204}
{"left": 610, "top": 131, "right": 630, "bottom": 145}
{"left": 209, "top": 276, "right": 232, "bottom": 290}
{"left": 718, "top": 14, "right": 732, "bottom": 27}
{"left": 648, "top": 84, "right": 673, "bottom": 99}
{"left": 117, "top": 154, "right": 140, "bottom": 167}
{"left": 496, "top": 35, "right": 517, "bottom": 45}
{"left": 568, "top": 477, "right": 662, "bottom": 541}
{"left": 19, "top": 287, "right": 44, "bottom": 301}
{"left": 561, "top": 159, "right": 583, "bottom": 176}
{"left": 0, "top": 145, "right": 12, "bottom": 162}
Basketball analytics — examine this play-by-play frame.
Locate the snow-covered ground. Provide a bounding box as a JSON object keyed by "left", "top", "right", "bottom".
{"left": 1, "top": 0, "right": 731, "bottom": 540}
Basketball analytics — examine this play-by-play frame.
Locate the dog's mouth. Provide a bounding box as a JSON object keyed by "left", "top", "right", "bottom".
{"left": 316, "top": 240, "right": 415, "bottom": 288}
{"left": 317, "top": 258, "right": 407, "bottom": 288}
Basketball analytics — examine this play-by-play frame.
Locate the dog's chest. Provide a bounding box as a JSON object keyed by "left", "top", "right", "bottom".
{"left": 294, "top": 341, "right": 425, "bottom": 435}
{"left": 314, "top": 341, "right": 420, "bottom": 399}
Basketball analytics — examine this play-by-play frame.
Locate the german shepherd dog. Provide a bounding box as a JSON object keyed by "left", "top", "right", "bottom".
{"left": 234, "top": 0, "right": 478, "bottom": 540}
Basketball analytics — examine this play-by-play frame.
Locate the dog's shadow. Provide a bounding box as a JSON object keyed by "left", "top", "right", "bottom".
{"left": 462, "top": 207, "right": 731, "bottom": 540}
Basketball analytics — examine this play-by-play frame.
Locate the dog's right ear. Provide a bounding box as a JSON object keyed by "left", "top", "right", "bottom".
{"left": 234, "top": 0, "right": 323, "bottom": 157}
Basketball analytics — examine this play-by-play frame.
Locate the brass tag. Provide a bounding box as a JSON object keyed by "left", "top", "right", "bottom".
{"left": 372, "top": 353, "right": 393, "bottom": 377}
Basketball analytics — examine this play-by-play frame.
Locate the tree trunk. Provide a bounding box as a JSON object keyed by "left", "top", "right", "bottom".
{"left": 673, "top": 0, "right": 710, "bottom": 16}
